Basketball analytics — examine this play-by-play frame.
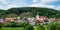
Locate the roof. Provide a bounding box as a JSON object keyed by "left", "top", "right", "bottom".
{"left": 39, "top": 16, "right": 45, "bottom": 18}
{"left": 56, "top": 18, "right": 60, "bottom": 21}
{"left": 39, "top": 16, "right": 48, "bottom": 20}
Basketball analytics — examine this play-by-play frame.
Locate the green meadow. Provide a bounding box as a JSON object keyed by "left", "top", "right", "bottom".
{"left": 0, "top": 27, "right": 24, "bottom": 30}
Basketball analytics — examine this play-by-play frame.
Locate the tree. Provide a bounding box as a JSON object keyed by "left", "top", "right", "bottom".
{"left": 6, "top": 14, "right": 18, "bottom": 18}
{"left": 0, "top": 7, "right": 60, "bottom": 18}
{"left": 19, "top": 12, "right": 34, "bottom": 18}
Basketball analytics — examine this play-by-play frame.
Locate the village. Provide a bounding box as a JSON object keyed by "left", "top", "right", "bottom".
{"left": 0, "top": 14, "right": 60, "bottom": 25}
{"left": 0, "top": 0, "right": 60, "bottom": 30}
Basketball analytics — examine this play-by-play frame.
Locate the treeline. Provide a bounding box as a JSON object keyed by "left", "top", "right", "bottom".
{"left": 0, "top": 7, "right": 60, "bottom": 18}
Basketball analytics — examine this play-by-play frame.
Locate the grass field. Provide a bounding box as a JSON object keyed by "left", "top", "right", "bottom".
{"left": 0, "top": 27, "right": 24, "bottom": 30}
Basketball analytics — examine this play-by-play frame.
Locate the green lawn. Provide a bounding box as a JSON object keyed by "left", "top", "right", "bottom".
{"left": 0, "top": 27, "right": 24, "bottom": 30}
{"left": 34, "top": 25, "right": 47, "bottom": 30}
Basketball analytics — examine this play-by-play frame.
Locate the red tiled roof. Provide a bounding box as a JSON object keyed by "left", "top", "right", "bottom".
{"left": 39, "top": 16, "right": 46, "bottom": 18}
{"left": 56, "top": 18, "right": 60, "bottom": 21}
{"left": 39, "top": 16, "right": 48, "bottom": 20}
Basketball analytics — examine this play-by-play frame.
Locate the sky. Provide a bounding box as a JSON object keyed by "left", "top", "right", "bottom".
{"left": 0, "top": 0, "right": 60, "bottom": 10}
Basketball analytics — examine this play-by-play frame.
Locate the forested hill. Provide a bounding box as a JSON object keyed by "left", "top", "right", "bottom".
{"left": 0, "top": 7, "right": 60, "bottom": 18}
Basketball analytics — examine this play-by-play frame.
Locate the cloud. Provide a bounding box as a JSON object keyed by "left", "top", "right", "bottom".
{"left": 54, "top": 6, "right": 60, "bottom": 10}
{"left": 0, "top": 0, "right": 8, "bottom": 4}
{"left": 0, "top": 0, "right": 29, "bottom": 10}
{"left": 6, "top": 4, "right": 18, "bottom": 9}
{"left": 30, "top": 0, "right": 60, "bottom": 10}
{"left": 32, "top": 0, "right": 38, "bottom": 2}
{"left": 0, "top": 6, "right": 3, "bottom": 9}
{"left": 32, "top": 0, "right": 58, "bottom": 3}
{"left": 0, "top": 4, "right": 19, "bottom": 10}
{"left": 0, "top": 0, "right": 60, "bottom": 10}
{"left": 29, "top": 3, "right": 60, "bottom": 10}
{"left": 40, "top": 0, "right": 58, "bottom": 3}
{"left": 29, "top": 3, "right": 55, "bottom": 8}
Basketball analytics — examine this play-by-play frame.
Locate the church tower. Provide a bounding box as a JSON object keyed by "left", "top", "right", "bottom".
{"left": 36, "top": 12, "right": 40, "bottom": 20}
{"left": 36, "top": 14, "right": 39, "bottom": 20}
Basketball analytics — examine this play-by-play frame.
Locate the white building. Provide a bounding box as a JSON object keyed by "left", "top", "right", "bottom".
{"left": 0, "top": 18, "right": 3, "bottom": 22}
{"left": 28, "top": 17, "right": 35, "bottom": 25}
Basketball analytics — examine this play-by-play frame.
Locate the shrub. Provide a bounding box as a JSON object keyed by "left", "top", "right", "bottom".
{"left": 23, "top": 21, "right": 29, "bottom": 27}
{"left": 47, "top": 21, "right": 60, "bottom": 30}
{"left": 55, "top": 22, "right": 60, "bottom": 30}
{"left": 0, "top": 23, "right": 3, "bottom": 28}
{"left": 24, "top": 25, "right": 34, "bottom": 30}
{"left": 3, "top": 21, "right": 30, "bottom": 27}
{"left": 10, "top": 22, "right": 16, "bottom": 27}
{"left": 36, "top": 25, "right": 45, "bottom": 30}
{"left": 3, "top": 21, "right": 16, "bottom": 27}
{"left": 16, "top": 22, "right": 25, "bottom": 27}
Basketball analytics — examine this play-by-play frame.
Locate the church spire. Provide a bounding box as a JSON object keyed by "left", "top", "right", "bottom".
{"left": 36, "top": 12, "right": 40, "bottom": 20}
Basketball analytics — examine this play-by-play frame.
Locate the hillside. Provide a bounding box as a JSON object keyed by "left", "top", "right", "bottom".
{"left": 0, "top": 7, "right": 60, "bottom": 18}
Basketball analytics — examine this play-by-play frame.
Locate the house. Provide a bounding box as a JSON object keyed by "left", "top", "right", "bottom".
{"left": 16, "top": 16, "right": 20, "bottom": 20}
{"left": 4, "top": 16, "right": 20, "bottom": 22}
{"left": 4, "top": 18, "right": 13, "bottom": 22}
{"left": 49, "top": 18, "right": 55, "bottom": 22}
{"left": 34, "top": 14, "right": 50, "bottom": 25}
{"left": 28, "top": 17, "right": 35, "bottom": 25}
{"left": 0, "top": 18, "right": 6, "bottom": 24}
{"left": 0, "top": 18, "right": 3, "bottom": 22}
{"left": 22, "top": 17, "right": 28, "bottom": 21}
{"left": 56, "top": 18, "right": 60, "bottom": 21}
{"left": 35, "top": 14, "right": 47, "bottom": 21}
{"left": 34, "top": 15, "right": 44, "bottom": 25}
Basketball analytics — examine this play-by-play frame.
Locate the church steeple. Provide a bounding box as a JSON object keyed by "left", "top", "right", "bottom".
{"left": 36, "top": 12, "right": 40, "bottom": 20}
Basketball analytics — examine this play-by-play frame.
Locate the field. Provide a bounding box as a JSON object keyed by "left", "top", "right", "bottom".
{"left": 0, "top": 27, "right": 24, "bottom": 30}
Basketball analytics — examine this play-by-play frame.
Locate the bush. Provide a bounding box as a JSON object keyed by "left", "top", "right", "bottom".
{"left": 0, "top": 23, "right": 3, "bottom": 28}
{"left": 3, "top": 21, "right": 30, "bottom": 27}
{"left": 47, "top": 21, "right": 60, "bottom": 30}
{"left": 16, "top": 22, "right": 25, "bottom": 27}
{"left": 3, "top": 21, "right": 16, "bottom": 27}
{"left": 24, "top": 25, "right": 34, "bottom": 30}
{"left": 36, "top": 25, "right": 45, "bottom": 30}
{"left": 10, "top": 22, "right": 16, "bottom": 27}
{"left": 23, "top": 21, "right": 29, "bottom": 27}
